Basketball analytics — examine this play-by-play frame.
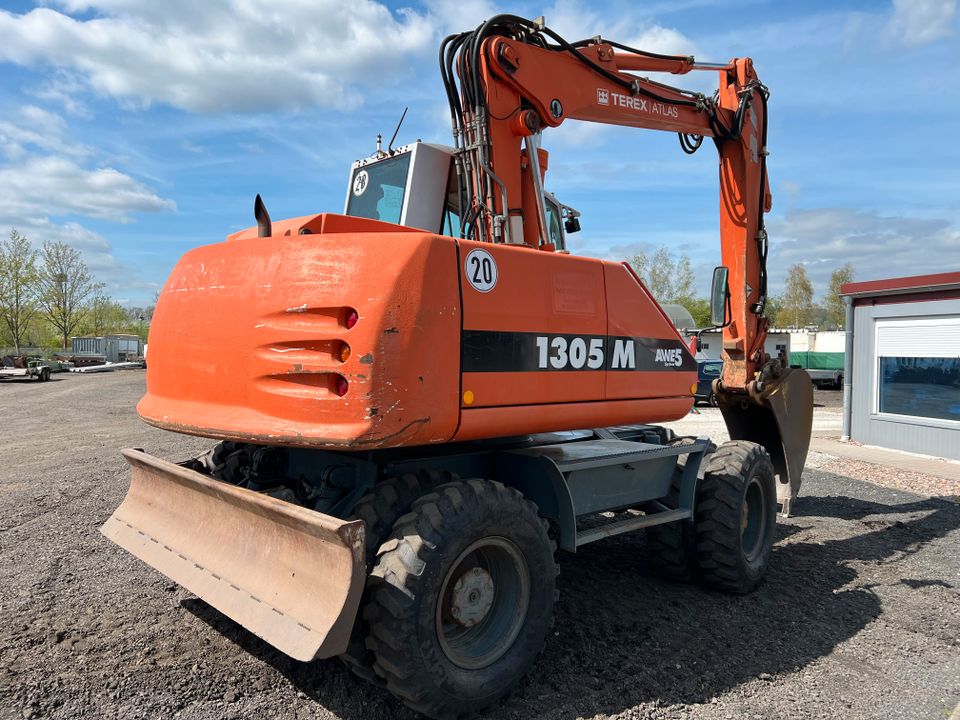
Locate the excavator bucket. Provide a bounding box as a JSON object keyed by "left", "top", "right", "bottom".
{"left": 716, "top": 367, "right": 814, "bottom": 516}
{"left": 101, "top": 449, "right": 365, "bottom": 661}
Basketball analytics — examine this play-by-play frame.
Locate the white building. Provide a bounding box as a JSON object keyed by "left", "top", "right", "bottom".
{"left": 841, "top": 272, "right": 960, "bottom": 460}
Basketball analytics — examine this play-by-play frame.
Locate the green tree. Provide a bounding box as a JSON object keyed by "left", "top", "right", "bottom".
{"left": 0, "top": 229, "right": 40, "bottom": 354}
{"left": 764, "top": 294, "right": 784, "bottom": 327}
{"left": 627, "top": 252, "right": 649, "bottom": 287}
{"left": 627, "top": 247, "right": 697, "bottom": 305}
{"left": 39, "top": 241, "right": 100, "bottom": 349}
{"left": 685, "top": 297, "right": 712, "bottom": 327}
{"left": 823, "top": 263, "right": 854, "bottom": 329}
{"left": 85, "top": 288, "right": 129, "bottom": 335}
{"left": 780, "top": 263, "right": 814, "bottom": 328}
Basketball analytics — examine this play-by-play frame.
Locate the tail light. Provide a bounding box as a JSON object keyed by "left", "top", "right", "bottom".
{"left": 344, "top": 308, "right": 359, "bottom": 329}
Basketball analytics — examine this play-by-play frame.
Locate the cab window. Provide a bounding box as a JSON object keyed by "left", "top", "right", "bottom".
{"left": 543, "top": 197, "right": 565, "bottom": 250}
{"left": 346, "top": 153, "right": 411, "bottom": 225}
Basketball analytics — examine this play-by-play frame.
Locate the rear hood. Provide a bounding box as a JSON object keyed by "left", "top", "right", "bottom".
{"left": 140, "top": 214, "right": 461, "bottom": 449}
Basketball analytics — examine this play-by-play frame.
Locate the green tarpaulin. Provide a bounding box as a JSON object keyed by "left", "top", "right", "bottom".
{"left": 791, "top": 351, "right": 845, "bottom": 370}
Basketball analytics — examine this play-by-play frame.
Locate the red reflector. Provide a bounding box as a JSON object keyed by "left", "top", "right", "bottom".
{"left": 344, "top": 309, "right": 359, "bottom": 329}
{"left": 334, "top": 375, "right": 349, "bottom": 397}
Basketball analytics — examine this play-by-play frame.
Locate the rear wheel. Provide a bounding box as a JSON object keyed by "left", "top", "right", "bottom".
{"left": 694, "top": 440, "right": 777, "bottom": 593}
{"left": 365, "top": 479, "right": 557, "bottom": 719}
{"left": 646, "top": 439, "right": 714, "bottom": 582}
{"left": 339, "top": 470, "right": 454, "bottom": 684}
{"left": 707, "top": 391, "right": 718, "bottom": 407}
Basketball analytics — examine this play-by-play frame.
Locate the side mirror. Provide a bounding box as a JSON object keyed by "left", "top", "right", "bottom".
{"left": 710, "top": 266, "right": 729, "bottom": 327}
{"left": 564, "top": 217, "right": 581, "bottom": 234}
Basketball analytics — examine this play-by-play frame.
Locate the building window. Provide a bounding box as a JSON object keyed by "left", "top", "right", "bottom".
{"left": 878, "top": 356, "right": 960, "bottom": 422}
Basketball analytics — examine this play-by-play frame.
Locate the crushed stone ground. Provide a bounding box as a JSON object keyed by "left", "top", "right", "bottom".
{"left": 1, "top": 372, "right": 958, "bottom": 720}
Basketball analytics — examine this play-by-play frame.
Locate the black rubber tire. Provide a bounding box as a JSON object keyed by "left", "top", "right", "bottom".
{"left": 694, "top": 440, "right": 777, "bottom": 594}
{"left": 340, "top": 470, "right": 454, "bottom": 684}
{"left": 645, "top": 439, "right": 715, "bottom": 582}
{"left": 41, "top": 368, "right": 50, "bottom": 382}
{"left": 365, "top": 479, "right": 557, "bottom": 719}
{"left": 707, "top": 391, "right": 718, "bottom": 407}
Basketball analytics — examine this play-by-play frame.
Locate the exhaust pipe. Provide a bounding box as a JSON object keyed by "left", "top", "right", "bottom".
{"left": 254, "top": 194, "right": 272, "bottom": 237}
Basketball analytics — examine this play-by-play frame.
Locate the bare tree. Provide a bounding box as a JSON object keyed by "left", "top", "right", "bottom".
{"left": 39, "top": 241, "right": 100, "bottom": 349}
{"left": 780, "top": 263, "right": 815, "bottom": 328}
{"left": 0, "top": 229, "right": 40, "bottom": 355}
{"left": 824, "top": 263, "right": 854, "bottom": 329}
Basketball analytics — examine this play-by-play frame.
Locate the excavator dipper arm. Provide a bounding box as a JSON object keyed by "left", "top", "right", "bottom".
{"left": 443, "top": 16, "right": 812, "bottom": 509}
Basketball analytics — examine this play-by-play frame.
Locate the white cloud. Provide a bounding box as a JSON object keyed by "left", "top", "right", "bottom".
{"left": 0, "top": 156, "right": 175, "bottom": 223}
{"left": 0, "top": 104, "right": 175, "bottom": 297}
{"left": 421, "top": 0, "right": 497, "bottom": 35}
{"left": 0, "top": 1, "right": 434, "bottom": 114}
{"left": 0, "top": 105, "right": 90, "bottom": 160}
{"left": 887, "top": 0, "right": 956, "bottom": 46}
{"left": 0, "top": 216, "right": 141, "bottom": 292}
{"left": 768, "top": 208, "right": 960, "bottom": 295}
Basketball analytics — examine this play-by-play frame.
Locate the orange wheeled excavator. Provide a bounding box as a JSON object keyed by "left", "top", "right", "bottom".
{"left": 103, "top": 15, "right": 813, "bottom": 719}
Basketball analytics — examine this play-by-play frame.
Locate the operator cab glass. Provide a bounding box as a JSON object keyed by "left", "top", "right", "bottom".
{"left": 544, "top": 195, "right": 565, "bottom": 251}
{"left": 346, "top": 153, "right": 412, "bottom": 225}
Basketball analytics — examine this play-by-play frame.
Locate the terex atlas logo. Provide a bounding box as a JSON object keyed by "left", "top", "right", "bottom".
{"left": 655, "top": 347, "right": 684, "bottom": 367}
{"left": 597, "top": 88, "right": 609, "bottom": 105}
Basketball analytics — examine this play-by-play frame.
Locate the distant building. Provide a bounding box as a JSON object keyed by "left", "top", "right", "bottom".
{"left": 688, "top": 328, "right": 791, "bottom": 364}
{"left": 71, "top": 334, "right": 143, "bottom": 364}
{"left": 789, "top": 330, "right": 845, "bottom": 353}
{"left": 841, "top": 272, "right": 960, "bottom": 460}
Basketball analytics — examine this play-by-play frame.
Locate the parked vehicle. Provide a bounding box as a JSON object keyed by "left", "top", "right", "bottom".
{"left": 696, "top": 359, "right": 723, "bottom": 406}
{"left": 791, "top": 351, "right": 844, "bottom": 389}
{"left": 0, "top": 356, "right": 51, "bottom": 382}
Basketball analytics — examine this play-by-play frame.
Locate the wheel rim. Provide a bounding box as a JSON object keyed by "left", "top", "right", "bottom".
{"left": 740, "top": 476, "right": 767, "bottom": 561}
{"left": 436, "top": 536, "right": 530, "bottom": 670}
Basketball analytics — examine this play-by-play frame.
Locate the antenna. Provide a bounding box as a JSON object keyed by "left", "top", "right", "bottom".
{"left": 387, "top": 107, "right": 409, "bottom": 154}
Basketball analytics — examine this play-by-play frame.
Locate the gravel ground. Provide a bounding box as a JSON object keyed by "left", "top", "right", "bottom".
{"left": 1, "top": 372, "right": 958, "bottom": 720}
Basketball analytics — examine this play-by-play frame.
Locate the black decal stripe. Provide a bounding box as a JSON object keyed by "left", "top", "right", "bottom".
{"left": 461, "top": 330, "right": 695, "bottom": 373}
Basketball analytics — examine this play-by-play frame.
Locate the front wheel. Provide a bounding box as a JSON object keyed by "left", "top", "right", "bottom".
{"left": 365, "top": 479, "right": 557, "bottom": 719}
{"left": 694, "top": 440, "right": 777, "bottom": 593}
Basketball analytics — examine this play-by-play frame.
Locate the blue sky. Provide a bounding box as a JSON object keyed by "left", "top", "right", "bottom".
{"left": 0, "top": 0, "right": 957, "bottom": 306}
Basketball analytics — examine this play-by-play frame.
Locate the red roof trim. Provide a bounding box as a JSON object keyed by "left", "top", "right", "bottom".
{"left": 841, "top": 271, "right": 960, "bottom": 297}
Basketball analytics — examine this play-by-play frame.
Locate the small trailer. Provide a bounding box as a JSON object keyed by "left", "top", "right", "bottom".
{"left": 0, "top": 357, "right": 52, "bottom": 382}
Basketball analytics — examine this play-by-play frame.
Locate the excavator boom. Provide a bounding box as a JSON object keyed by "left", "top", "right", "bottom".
{"left": 442, "top": 16, "right": 813, "bottom": 507}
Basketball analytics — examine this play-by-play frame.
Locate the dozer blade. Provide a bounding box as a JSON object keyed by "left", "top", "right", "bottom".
{"left": 716, "top": 367, "right": 814, "bottom": 516}
{"left": 101, "top": 449, "right": 365, "bottom": 661}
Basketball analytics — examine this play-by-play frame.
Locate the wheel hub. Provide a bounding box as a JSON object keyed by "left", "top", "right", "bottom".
{"left": 450, "top": 567, "right": 495, "bottom": 627}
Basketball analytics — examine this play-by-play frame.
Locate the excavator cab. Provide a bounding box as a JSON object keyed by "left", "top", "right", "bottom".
{"left": 343, "top": 141, "right": 579, "bottom": 251}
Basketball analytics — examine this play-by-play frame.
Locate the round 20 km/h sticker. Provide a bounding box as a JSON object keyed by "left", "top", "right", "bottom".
{"left": 464, "top": 248, "right": 498, "bottom": 292}
{"left": 352, "top": 170, "right": 369, "bottom": 197}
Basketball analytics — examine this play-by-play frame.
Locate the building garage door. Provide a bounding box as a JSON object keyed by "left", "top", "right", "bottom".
{"left": 874, "top": 316, "right": 960, "bottom": 423}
